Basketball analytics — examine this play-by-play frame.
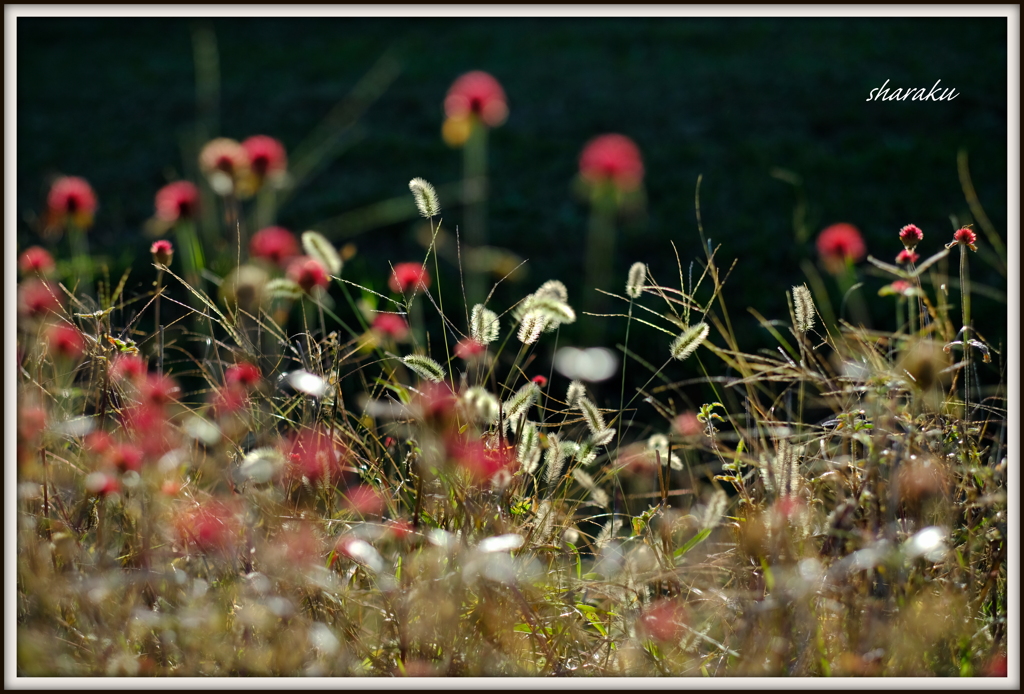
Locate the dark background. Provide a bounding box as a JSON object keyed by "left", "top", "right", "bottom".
{"left": 16, "top": 16, "right": 1009, "bottom": 411}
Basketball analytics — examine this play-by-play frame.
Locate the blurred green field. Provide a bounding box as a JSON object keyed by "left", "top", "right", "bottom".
{"left": 16, "top": 16, "right": 1009, "bottom": 395}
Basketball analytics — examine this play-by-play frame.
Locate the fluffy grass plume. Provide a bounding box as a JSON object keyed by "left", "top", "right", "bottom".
{"left": 669, "top": 321, "right": 710, "bottom": 361}
{"left": 301, "top": 230, "right": 342, "bottom": 276}
{"left": 409, "top": 177, "right": 440, "bottom": 218}
{"left": 626, "top": 261, "right": 647, "bottom": 299}
{"left": 402, "top": 353, "right": 446, "bottom": 382}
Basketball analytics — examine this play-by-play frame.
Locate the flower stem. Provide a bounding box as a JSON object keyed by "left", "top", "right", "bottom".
{"left": 463, "top": 120, "right": 488, "bottom": 306}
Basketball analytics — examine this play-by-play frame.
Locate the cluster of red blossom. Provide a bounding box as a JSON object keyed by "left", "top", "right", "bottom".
{"left": 815, "top": 219, "right": 978, "bottom": 285}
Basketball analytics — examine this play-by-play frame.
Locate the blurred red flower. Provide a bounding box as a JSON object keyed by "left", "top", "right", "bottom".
{"left": 85, "top": 471, "right": 120, "bottom": 497}
{"left": 18, "top": 406, "right": 47, "bottom": 442}
{"left": 344, "top": 484, "right": 386, "bottom": 516}
{"left": 579, "top": 134, "right": 645, "bottom": 192}
{"left": 895, "top": 249, "right": 919, "bottom": 265}
{"left": 47, "top": 176, "right": 97, "bottom": 229}
{"left": 18, "top": 279, "right": 61, "bottom": 318}
{"left": 448, "top": 434, "right": 516, "bottom": 484}
{"left": 638, "top": 598, "right": 688, "bottom": 643}
{"left": 107, "top": 443, "right": 145, "bottom": 473}
{"left": 225, "top": 362, "right": 261, "bottom": 389}
{"left": 285, "top": 427, "right": 350, "bottom": 483}
{"left": 372, "top": 313, "right": 409, "bottom": 340}
{"left": 287, "top": 256, "right": 330, "bottom": 293}
{"left": 673, "top": 411, "right": 703, "bottom": 438}
{"left": 816, "top": 223, "right": 866, "bottom": 272}
{"left": 154, "top": 181, "right": 200, "bottom": 222}
{"left": 388, "top": 262, "right": 431, "bottom": 293}
{"left": 454, "top": 338, "right": 486, "bottom": 359}
{"left": 140, "top": 373, "right": 180, "bottom": 406}
{"left": 242, "top": 135, "right": 287, "bottom": 180}
{"left": 175, "top": 500, "right": 241, "bottom": 554}
{"left": 445, "top": 71, "right": 508, "bottom": 127}
{"left": 530, "top": 375, "right": 548, "bottom": 387}
{"left": 47, "top": 323, "right": 85, "bottom": 360}
{"left": 109, "top": 354, "right": 147, "bottom": 383}
{"left": 199, "top": 138, "right": 248, "bottom": 176}
{"left": 18, "top": 246, "right": 55, "bottom": 276}
{"left": 251, "top": 226, "right": 300, "bottom": 267}
{"left": 199, "top": 138, "right": 251, "bottom": 196}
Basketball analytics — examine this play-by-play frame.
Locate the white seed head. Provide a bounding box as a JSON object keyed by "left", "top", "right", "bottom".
{"left": 566, "top": 380, "right": 587, "bottom": 409}
{"left": 577, "top": 396, "right": 607, "bottom": 436}
{"left": 544, "top": 434, "right": 566, "bottom": 486}
{"left": 792, "top": 284, "right": 816, "bottom": 334}
{"left": 626, "top": 262, "right": 647, "bottom": 299}
{"left": 669, "top": 322, "right": 710, "bottom": 361}
{"left": 402, "top": 354, "right": 446, "bottom": 383}
{"left": 517, "top": 421, "right": 542, "bottom": 474}
{"left": 503, "top": 381, "right": 540, "bottom": 425}
{"left": 470, "top": 304, "right": 500, "bottom": 344}
{"left": 517, "top": 312, "right": 545, "bottom": 345}
{"left": 408, "top": 177, "right": 440, "bottom": 219}
{"left": 591, "top": 427, "right": 616, "bottom": 446}
{"left": 462, "top": 386, "right": 499, "bottom": 424}
{"left": 301, "top": 230, "right": 342, "bottom": 276}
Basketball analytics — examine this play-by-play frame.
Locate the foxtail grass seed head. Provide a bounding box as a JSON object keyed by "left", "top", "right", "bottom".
{"left": 265, "top": 277, "right": 304, "bottom": 301}
{"left": 301, "top": 230, "right": 342, "bottom": 276}
{"left": 462, "top": 386, "right": 500, "bottom": 424}
{"left": 517, "top": 421, "right": 542, "bottom": 474}
{"left": 566, "top": 380, "right": 587, "bottom": 409}
{"left": 544, "top": 433, "right": 566, "bottom": 485}
{"left": 577, "top": 396, "right": 607, "bottom": 436}
{"left": 408, "top": 178, "right": 440, "bottom": 218}
{"left": 517, "top": 312, "right": 545, "bottom": 345}
{"left": 791, "top": 284, "right": 816, "bottom": 334}
{"left": 573, "top": 468, "right": 609, "bottom": 508}
{"left": 503, "top": 381, "right": 541, "bottom": 424}
{"left": 470, "top": 304, "right": 500, "bottom": 344}
{"left": 591, "top": 427, "right": 616, "bottom": 446}
{"left": 626, "top": 262, "right": 647, "bottom": 299}
{"left": 700, "top": 490, "right": 728, "bottom": 531}
{"left": 534, "top": 279, "right": 568, "bottom": 303}
{"left": 525, "top": 296, "right": 576, "bottom": 327}
{"left": 669, "top": 322, "right": 710, "bottom": 361}
{"left": 402, "top": 354, "right": 446, "bottom": 383}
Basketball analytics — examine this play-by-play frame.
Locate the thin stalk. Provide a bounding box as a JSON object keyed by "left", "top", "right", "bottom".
{"left": 959, "top": 244, "right": 972, "bottom": 423}
{"left": 67, "top": 222, "right": 94, "bottom": 302}
{"left": 584, "top": 193, "right": 617, "bottom": 342}
{"left": 463, "top": 120, "right": 488, "bottom": 306}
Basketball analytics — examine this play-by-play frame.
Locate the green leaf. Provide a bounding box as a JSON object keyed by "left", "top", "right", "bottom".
{"left": 674, "top": 527, "right": 713, "bottom": 559}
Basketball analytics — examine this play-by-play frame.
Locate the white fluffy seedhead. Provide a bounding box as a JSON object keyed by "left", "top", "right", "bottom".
{"left": 626, "top": 262, "right": 647, "bottom": 299}
{"left": 669, "top": 322, "right": 710, "bottom": 361}
{"left": 792, "top": 284, "right": 816, "bottom": 334}
{"left": 470, "top": 304, "right": 500, "bottom": 344}
{"left": 402, "top": 354, "right": 446, "bottom": 383}
{"left": 302, "top": 230, "right": 342, "bottom": 276}
{"left": 409, "top": 177, "right": 440, "bottom": 219}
